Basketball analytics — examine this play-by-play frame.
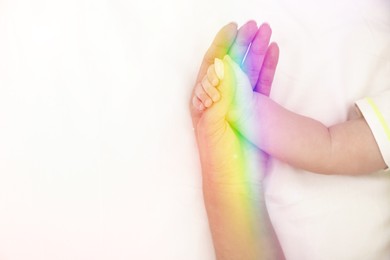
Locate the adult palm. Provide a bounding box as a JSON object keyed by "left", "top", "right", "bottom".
{"left": 190, "top": 21, "right": 283, "bottom": 259}
{"left": 191, "top": 21, "right": 279, "bottom": 186}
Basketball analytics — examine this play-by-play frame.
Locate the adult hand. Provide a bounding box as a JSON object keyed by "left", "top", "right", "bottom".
{"left": 190, "top": 21, "right": 283, "bottom": 259}
{"left": 191, "top": 20, "right": 279, "bottom": 181}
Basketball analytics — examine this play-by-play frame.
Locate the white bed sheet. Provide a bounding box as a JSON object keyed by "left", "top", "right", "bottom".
{"left": 0, "top": 0, "right": 389, "bottom": 259}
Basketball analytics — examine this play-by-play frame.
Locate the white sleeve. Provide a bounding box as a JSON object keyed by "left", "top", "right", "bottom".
{"left": 355, "top": 89, "right": 390, "bottom": 169}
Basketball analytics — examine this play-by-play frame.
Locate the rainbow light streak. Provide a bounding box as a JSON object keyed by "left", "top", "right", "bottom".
{"left": 199, "top": 55, "right": 278, "bottom": 258}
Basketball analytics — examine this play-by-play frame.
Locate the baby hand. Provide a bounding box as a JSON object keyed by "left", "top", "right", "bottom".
{"left": 192, "top": 55, "right": 254, "bottom": 124}
{"left": 192, "top": 59, "right": 224, "bottom": 111}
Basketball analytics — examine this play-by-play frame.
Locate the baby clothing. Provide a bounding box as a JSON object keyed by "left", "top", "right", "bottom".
{"left": 356, "top": 89, "right": 390, "bottom": 169}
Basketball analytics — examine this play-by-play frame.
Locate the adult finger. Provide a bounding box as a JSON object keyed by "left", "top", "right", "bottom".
{"left": 241, "top": 23, "right": 272, "bottom": 87}
{"left": 191, "top": 22, "right": 237, "bottom": 128}
{"left": 228, "top": 20, "right": 258, "bottom": 65}
{"left": 195, "top": 22, "right": 238, "bottom": 84}
{"left": 254, "top": 42, "right": 280, "bottom": 96}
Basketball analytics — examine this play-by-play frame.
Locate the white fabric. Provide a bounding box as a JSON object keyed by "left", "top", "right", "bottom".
{"left": 265, "top": 1, "right": 390, "bottom": 259}
{"left": 356, "top": 90, "right": 390, "bottom": 169}
{"left": 0, "top": 0, "right": 389, "bottom": 259}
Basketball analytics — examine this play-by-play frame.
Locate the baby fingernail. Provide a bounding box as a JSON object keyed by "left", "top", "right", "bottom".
{"left": 214, "top": 58, "right": 224, "bottom": 80}
{"left": 198, "top": 103, "right": 205, "bottom": 110}
{"left": 205, "top": 99, "right": 212, "bottom": 107}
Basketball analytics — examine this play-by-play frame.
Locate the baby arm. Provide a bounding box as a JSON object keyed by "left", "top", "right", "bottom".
{"left": 194, "top": 55, "right": 387, "bottom": 175}
{"left": 242, "top": 95, "right": 386, "bottom": 175}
